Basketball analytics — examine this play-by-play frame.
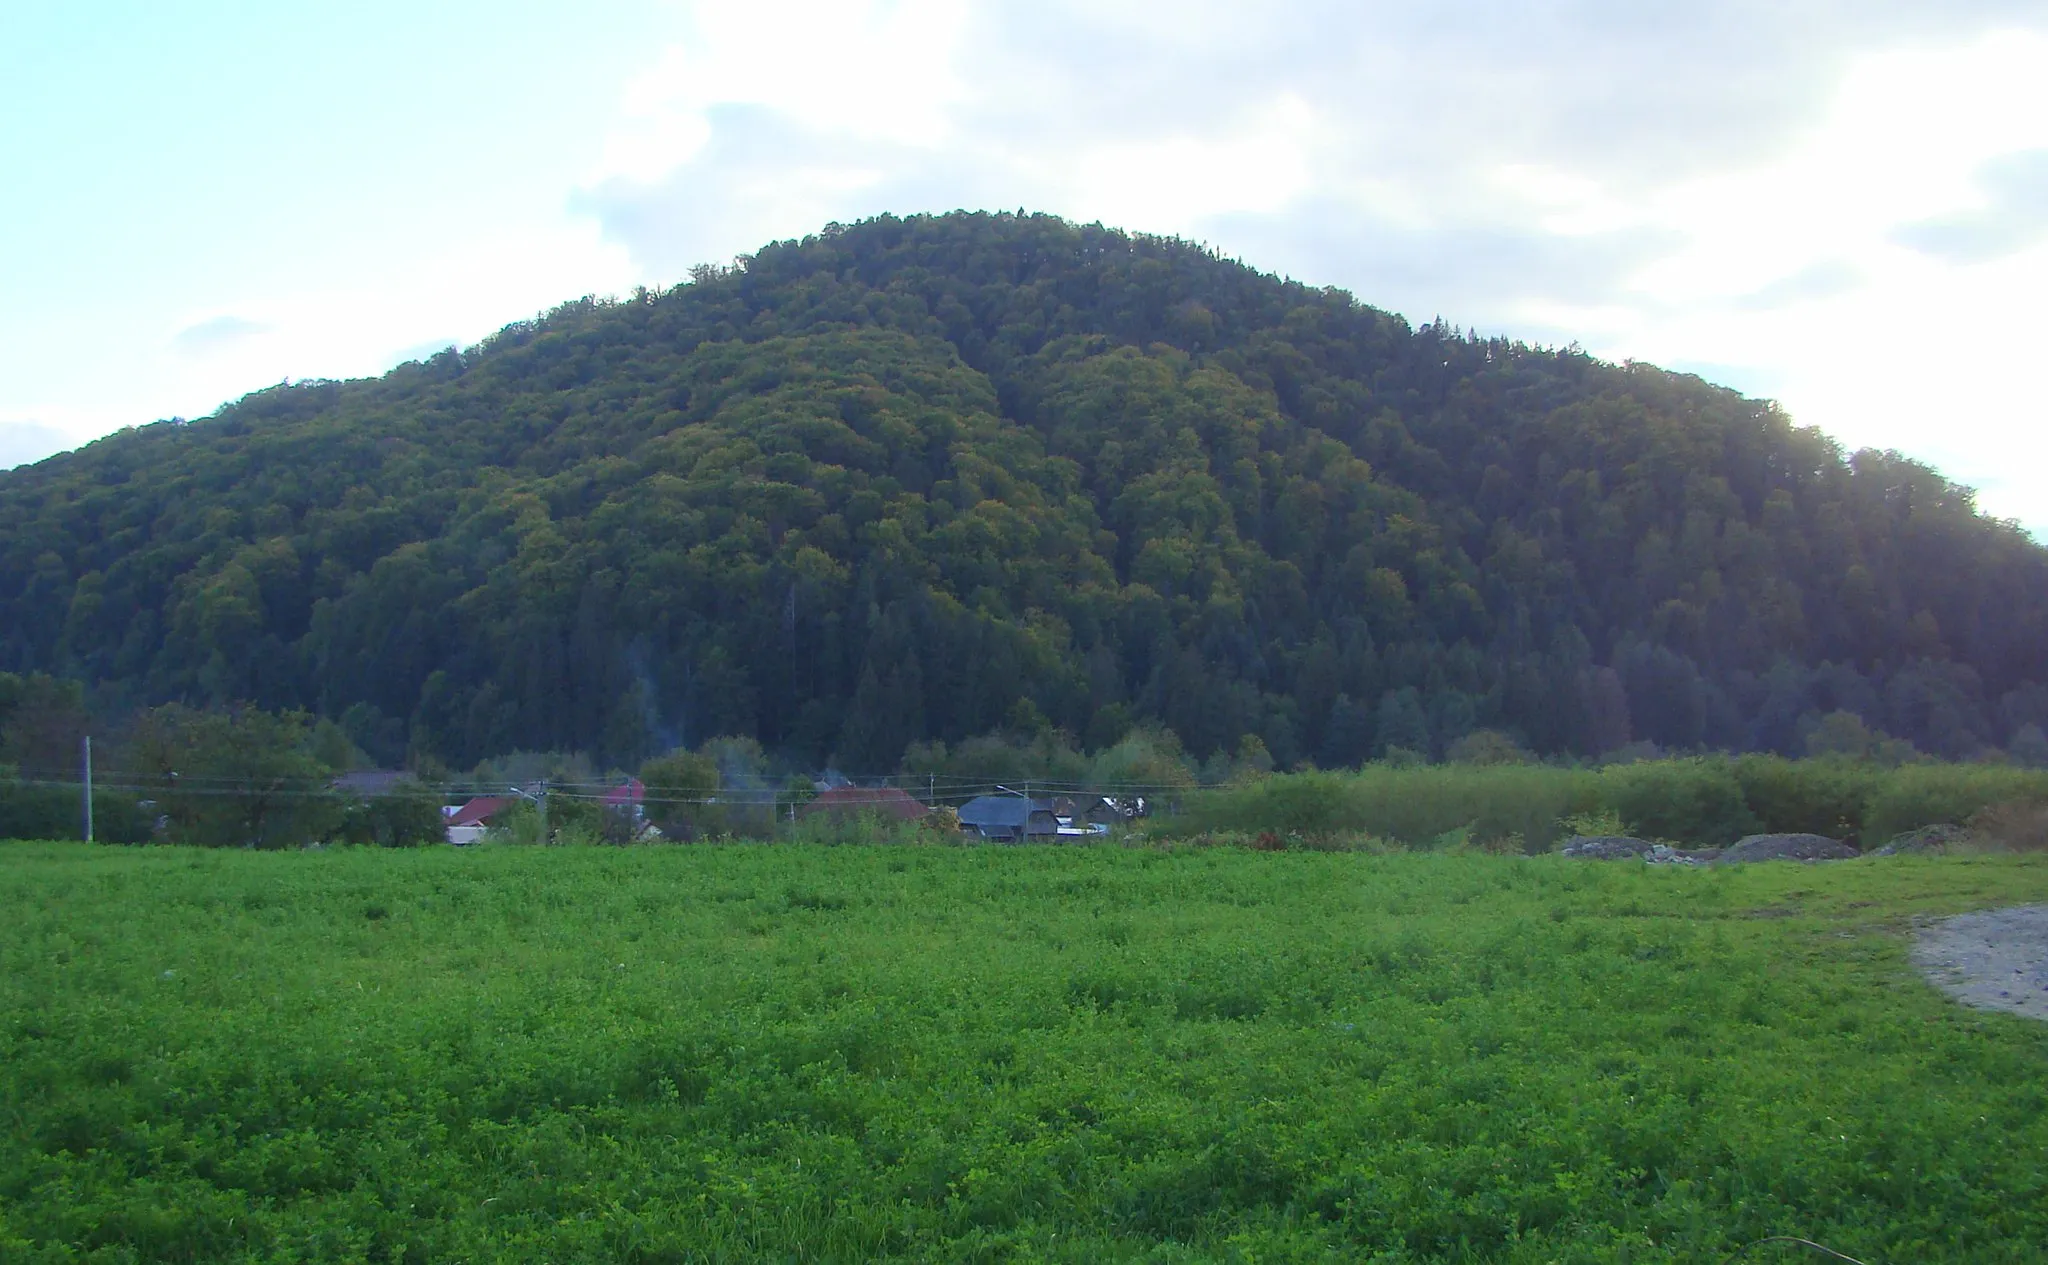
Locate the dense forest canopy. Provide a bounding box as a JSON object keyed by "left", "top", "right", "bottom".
{"left": 3, "top": 211, "right": 2045, "bottom": 773}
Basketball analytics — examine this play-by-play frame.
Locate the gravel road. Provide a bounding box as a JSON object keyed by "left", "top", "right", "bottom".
{"left": 1914, "top": 905, "right": 2048, "bottom": 1021}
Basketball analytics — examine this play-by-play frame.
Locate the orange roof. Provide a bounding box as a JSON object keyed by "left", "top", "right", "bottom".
{"left": 446, "top": 796, "right": 512, "bottom": 828}
{"left": 800, "top": 785, "right": 930, "bottom": 821}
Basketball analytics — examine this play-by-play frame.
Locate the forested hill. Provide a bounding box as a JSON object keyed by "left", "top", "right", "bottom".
{"left": 4, "top": 211, "right": 2045, "bottom": 772}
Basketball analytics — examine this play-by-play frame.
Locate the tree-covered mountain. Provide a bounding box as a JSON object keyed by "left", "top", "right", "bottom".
{"left": 3, "top": 211, "right": 2045, "bottom": 772}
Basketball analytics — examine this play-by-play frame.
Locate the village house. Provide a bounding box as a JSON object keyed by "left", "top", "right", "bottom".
{"left": 443, "top": 796, "right": 510, "bottom": 846}
{"left": 801, "top": 785, "right": 931, "bottom": 822}
{"left": 956, "top": 794, "right": 1060, "bottom": 842}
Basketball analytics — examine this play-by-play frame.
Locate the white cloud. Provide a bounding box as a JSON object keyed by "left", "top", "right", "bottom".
{"left": 594, "top": 0, "right": 968, "bottom": 185}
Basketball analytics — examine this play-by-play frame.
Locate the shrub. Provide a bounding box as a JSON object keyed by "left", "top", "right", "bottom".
{"left": 1730, "top": 755, "right": 1884, "bottom": 843}
{"left": 1169, "top": 765, "right": 1596, "bottom": 851}
{"left": 1863, "top": 764, "right": 2048, "bottom": 842}
{"left": 1970, "top": 799, "right": 2048, "bottom": 851}
{"left": 782, "top": 810, "right": 925, "bottom": 847}
{"left": 1597, "top": 758, "right": 1761, "bottom": 846}
{"left": 1445, "top": 729, "right": 1531, "bottom": 766}
{"left": 336, "top": 785, "right": 445, "bottom": 847}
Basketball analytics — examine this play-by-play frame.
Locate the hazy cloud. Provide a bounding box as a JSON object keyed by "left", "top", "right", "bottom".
{"left": 171, "top": 314, "right": 270, "bottom": 356}
{"left": 1734, "top": 261, "right": 1863, "bottom": 311}
{"left": 1895, "top": 148, "right": 2048, "bottom": 263}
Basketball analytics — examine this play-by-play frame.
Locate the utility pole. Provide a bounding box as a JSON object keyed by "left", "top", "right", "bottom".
{"left": 538, "top": 778, "right": 549, "bottom": 845}
{"left": 81, "top": 735, "right": 93, "bottom": 843}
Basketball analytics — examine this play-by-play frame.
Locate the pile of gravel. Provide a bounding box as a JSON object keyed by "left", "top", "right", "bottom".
{"left": 1643, "top": 843, "right": 1720, "bottom": 866}
{"left": 1914, "top": 906, "right": 2048, "bottom": 1021}
{"left": 1870, "top": 824, "right": 1974, "bottom": 857}
{"left": 1715, "top": 833, "right": 1860, "bottom": 864}
{"left": 1559, "top": 836, "right": 1720, "bottom": 864}
{"left": 1560, "top": 835, "right": 1655, "bottom": 859}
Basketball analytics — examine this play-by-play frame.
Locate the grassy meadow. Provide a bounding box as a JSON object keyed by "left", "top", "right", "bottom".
{"left": 4, "top": 841, "right": 2048, "bottom": 1262}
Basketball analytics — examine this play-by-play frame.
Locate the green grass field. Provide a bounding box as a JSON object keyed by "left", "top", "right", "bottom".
{"left": 5, "top": 842, "right": 2048, "bottom": 1263}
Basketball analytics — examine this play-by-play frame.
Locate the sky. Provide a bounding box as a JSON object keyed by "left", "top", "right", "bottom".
{"left": 4, "top": 1, "right": 2047, "bottom": 533}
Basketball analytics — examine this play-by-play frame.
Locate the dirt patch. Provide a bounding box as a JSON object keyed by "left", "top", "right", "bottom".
{"left": 1913, "top": 906, "right": 2048, "bottom": 1022}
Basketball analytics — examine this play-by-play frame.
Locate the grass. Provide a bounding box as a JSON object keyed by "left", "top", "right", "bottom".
{"left": 4, "top": 841, "right": 2048, "bottom": 1262}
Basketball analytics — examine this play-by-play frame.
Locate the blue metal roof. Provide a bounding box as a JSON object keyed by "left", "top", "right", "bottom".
{"left": 956, "top": 795, "right": 1056, "bottom": 829}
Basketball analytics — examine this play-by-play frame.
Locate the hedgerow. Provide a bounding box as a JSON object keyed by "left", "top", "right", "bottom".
{"left": 1163, "top": 758, "right": 2048, "bottom": 850}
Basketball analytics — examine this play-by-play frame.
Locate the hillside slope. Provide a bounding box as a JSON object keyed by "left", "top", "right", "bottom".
{"left": 3, "top": 212, "right": 2044, "bottom": 770}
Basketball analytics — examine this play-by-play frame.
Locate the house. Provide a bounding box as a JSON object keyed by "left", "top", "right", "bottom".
{"left": 604, "top": 777, "right": 646, "bottom": 823}
{"left": 444, "top": 795, "right": 512, "bottom": 846}
{"left": 956, "top": 794, "right": 1060, "bottom": 842}
{"left": 1052, "top": 795, "right": 1121, "bottom": 827}
{"left": 801, "top": 785, "right": 931, "bottom": 822}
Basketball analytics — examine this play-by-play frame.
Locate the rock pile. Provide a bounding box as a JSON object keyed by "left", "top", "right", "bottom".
{"left": 1715, "top": 833, "right": 1859, "bottom": 864}
{"left": 1560, "top": 835, "right": 1655, "bottom": 859}
{"left": 1559, "top": 836, "right": 1719, "bottom": 864}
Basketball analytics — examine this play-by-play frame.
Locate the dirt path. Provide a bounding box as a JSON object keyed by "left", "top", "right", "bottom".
{"left": 1914, "top": 906, "right": 2048, "bottom": 1021}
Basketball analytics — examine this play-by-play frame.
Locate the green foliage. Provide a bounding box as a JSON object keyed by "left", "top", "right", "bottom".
{"left": 1163, "top": 756, "right": 2048, "bottom": 851}
{"left": 1558, "top": 806, "right": 1629, "bottom": 839}
{"left": 6, "top": 842, "right": 2048, "bottom": 1260}
{"left": 0, "top": 778, "right": 79, "bottom": 842}
{"left": 1083, "top": 726, "right": 1198, "bottom": 790}
{"left": 1173, "top": 764, "right": 1598, "bottom": 851}
{"left": 1446, "top": 728, "right": 1531, "bottom": 765}
{"left": 1804, "top": 710, "right": 1918, "bottom": 765}
{"left": 479, "top": 798, "right": 544, "bottom": 846}
{"left": 781, "top": 810, "right": 929, "bottom": 847}
{"left": 335, "top": 783, "right": 445, "bottom": 848}
{"left": 1863, "top": 763, "right": 2048, "bottom": 844}
{"left": 3, "top": 213, "right": 2045, "bottom": 776}
{"left": 120, "top": 704, "right": 342, "bottom": 848}
{"left": 638, "top": 747, "right": 721, "bottom": 839}
{"left": 1730, "top": 754, "right": 1885, "bottom": 843}
{"left": 0, "top": 671, "right": 89, "bottom": 776}
{"left": 1599, "top": 757, "right": 1763, "bottom": 846}
{"left": 901, "top": 729, "right": 1091, "bottom": 785}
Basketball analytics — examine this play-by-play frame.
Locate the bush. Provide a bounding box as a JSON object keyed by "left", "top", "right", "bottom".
{"left": 0, "top": 779, "right": 153, "bottom": 844}
{"left": 336, "top": 785, "right": 445, "bottom": 847}
{"left": 1863, "top": 764, "right": 2048, "bottom": 843}
{"left": 1970, "top": 799, "right": 2048, "bottom": 851}
{"left": 782, "top": 810, "right": 927, "bottom": 847}
{"left": 640, "top": 748, "right": 722, "bottom": 840}
{"left": 1169, "top": 765, "right": 1597, "bottom": 851}
{"left": 0, "top": 778, "right": 85, "bottom": 841}
{"left": 1596, "top": 758, "right": 1761, "bottom": 846}
{"left": 1730, "top": 755, "right": 1884, "bottom": 843}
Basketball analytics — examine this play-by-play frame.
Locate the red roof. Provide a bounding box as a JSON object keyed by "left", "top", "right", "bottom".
{"left": 446, "top": 796, "right": 512, "bottom": 828}
{"left": 800, "top": 785, "right": 930, "bottom": 821}
{"left": 604, "top": 778, "right": 646, "bottom": 808}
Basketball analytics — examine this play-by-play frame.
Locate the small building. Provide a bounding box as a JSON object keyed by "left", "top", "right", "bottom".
{"left": 445, "top": 795, "right": 511, "bottom": 846}
{"left": 801, "top": 785, "right": 931, "bottom": 822}
{"left": 1052, "top": 795, "right": 1122, "bottom": 827}
{"left": 957, "top": 795, "right": 1060, "bottom": 842}
{"left": 604, "top": 777, "right": 647, "bottom": 824}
